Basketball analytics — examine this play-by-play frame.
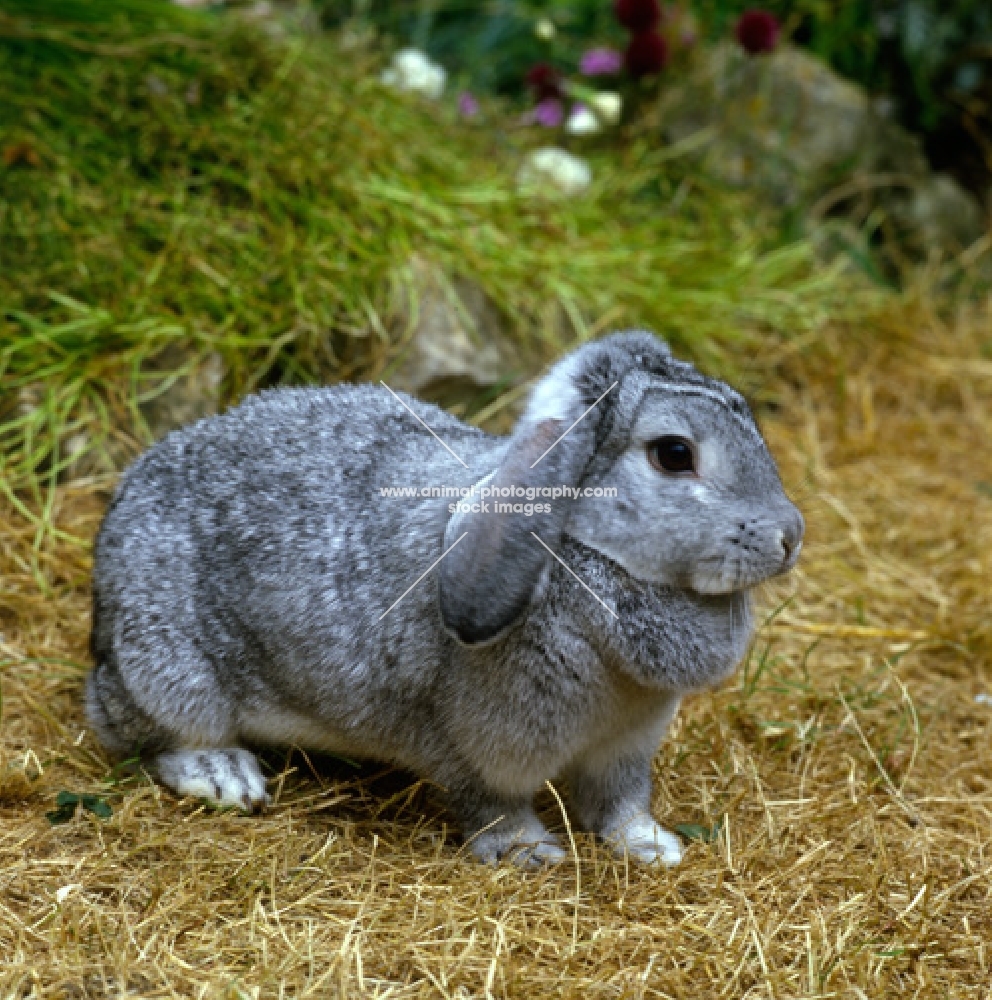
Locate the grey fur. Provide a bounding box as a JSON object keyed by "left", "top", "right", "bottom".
{"left": 87, "top": 330, "right": 803, "bottom": 865}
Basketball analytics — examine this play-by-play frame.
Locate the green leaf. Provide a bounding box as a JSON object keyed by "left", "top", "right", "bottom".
{"left": 46, "top": 790, "right": 112, "bottom": 824}
{"left": 675, "top": 821, "right": 721, "bottom": 844}
{"left": 45, "top": 803, "right": 78, "bottom": 825}
{"left": 80, "top": 794, "right": 113, "bottom": 819}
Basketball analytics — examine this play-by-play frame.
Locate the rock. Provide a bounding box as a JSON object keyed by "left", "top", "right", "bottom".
{"left": 660, "top": 42, "right": 988, "bottom": 256}
{"left": 659, "top": 43, "right": 886, "bottom": 202}
{"left": 60, "top": 343, "right": 225, "bottom": 480}
{"left": 900, "top": 174, "right": 987, "bottom": 252}
{"left": 139, "top": 343, "right": 225, "bottom": 440}
{"left": 387, "top": 258, "right": 518, "bottom": 401}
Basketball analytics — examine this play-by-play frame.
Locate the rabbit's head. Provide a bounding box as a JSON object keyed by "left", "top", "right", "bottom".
{"left": 439, "top": 331, "right": 803, "bottom": 645}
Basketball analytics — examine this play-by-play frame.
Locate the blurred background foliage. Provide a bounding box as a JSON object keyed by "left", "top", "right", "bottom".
{"left": 320, "top": 0, "right": 992, "bottom": 199}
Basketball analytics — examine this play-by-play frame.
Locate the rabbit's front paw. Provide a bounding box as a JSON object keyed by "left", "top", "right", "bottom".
{"left": 155, "top": 748, "right": 270, "bottom": 812}
{"left": 504, "top": 839, "right": 568, "bottom": 868}
{"left": 465, "top": 811, "right": 566, "bottom": 867}
{"left": 607, "top": 813, "right": 683, "bottom": 866}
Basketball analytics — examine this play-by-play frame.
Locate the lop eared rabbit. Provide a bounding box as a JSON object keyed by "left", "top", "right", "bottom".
{"left": 88, "top": 331, "right": 803, "bottom": 865}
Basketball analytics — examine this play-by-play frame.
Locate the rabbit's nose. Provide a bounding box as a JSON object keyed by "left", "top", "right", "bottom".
{"left": 780, "top": 534, "right": 801, "bottom": 559}
{"left": 778, "top": 511, "right": 805, "bottom": 563}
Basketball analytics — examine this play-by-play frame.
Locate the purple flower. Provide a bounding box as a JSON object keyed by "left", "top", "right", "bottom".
{"left": 526, "top": 62, "right": 563, "bottom": 100}
{"left": 735, "top": 10, "right": 781, "bottom": 55}
{"left": 580, "top": 47, "right": 623, "bottom": 76}
{"left": 614, "top": 0, "right": 660, "bottom": 32}
{"left": 624, "top": 31, "right": 668, "bottom": 77}
{"left": 528, "top": 98, "right": 564, "bottom": 128}
{"left": 458, "top": 91, "right": 480, "bottom": 118}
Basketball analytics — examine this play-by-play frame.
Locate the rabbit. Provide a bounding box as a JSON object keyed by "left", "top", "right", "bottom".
{"left": 87, "top": 330, "right": 803, "bottom": 866}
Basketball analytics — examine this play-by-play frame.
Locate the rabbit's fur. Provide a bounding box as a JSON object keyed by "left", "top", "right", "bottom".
{"left": 88, "top": 331, "right": 803, "bottom": 865}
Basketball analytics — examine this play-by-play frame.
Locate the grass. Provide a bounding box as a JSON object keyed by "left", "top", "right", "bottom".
{"left": 1, "top": 0, "right": 868, "bottom": 494}
{"left": 1, "top": 3, "right": 990, "bottom": 997}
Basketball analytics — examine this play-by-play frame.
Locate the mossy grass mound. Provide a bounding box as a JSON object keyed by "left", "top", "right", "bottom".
{"left": 1, "top": 0, "right": 870, "bottom": 497}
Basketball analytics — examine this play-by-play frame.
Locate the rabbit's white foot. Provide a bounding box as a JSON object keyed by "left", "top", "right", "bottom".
{"left": 606, "top": 812, "right": 683, "bottom": 866}
{"left": 155, "top": 748, "right": 270, "bottom": 812}
{"left": 465, "top": 811, "right": 565, "bottom": 866}
{"left": 505, "top": 838, "right": 568, "bottom": 867}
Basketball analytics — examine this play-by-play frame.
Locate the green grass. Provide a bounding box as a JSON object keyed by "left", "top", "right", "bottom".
{"left": 1, "top": 0, "right": 873, "bottom": 500}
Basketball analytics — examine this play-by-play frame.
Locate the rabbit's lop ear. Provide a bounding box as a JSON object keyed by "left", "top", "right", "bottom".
{"left": 438, "top": 331, "right": 672, "bottom": 644}
{"left": 438, "top": 351, "right": 602, "bottom": 646}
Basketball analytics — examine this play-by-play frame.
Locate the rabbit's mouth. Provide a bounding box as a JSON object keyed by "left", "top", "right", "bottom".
{"left": 689, "top": 547, "right": 800, "bottom": 595}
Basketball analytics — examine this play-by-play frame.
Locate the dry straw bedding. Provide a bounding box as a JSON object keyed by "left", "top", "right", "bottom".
{"left": 0, "top": 305, "right": 990, "bottom": 998}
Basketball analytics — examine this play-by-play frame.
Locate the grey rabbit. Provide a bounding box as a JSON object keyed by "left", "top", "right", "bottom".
{"left": 87, "top": 330, "right": 803, "bottom": 865}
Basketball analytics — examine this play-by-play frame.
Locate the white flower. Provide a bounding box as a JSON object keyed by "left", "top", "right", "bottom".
{"left": 565, "top": 105, "right": 601, "bottom": 136}
{"left": 380, "top": 48, "right": 446, "bottom": 100}
{"left": 588, "top": 91, "right": 622, "bottom": 125}
{"left": 534, "top": 18, "right": 556, "bottom": 41}
{"left": 517, "top": 147, "right": 592, "bottom": 197}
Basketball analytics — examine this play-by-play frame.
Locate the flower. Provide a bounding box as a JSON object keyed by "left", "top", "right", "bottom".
{"left": 526, "top": 63, "right": 563, "bottom": 101}
{"left": 529, "top": 98, "right": 564, "bottom": 128}
{"left": 458, "top": 91, "right": 480, "bottom": 119}
{"left": 534, "top": 17, "right": 556, "bottom": 41}
{"left": 735, "top": 10, "right": 781, "bottom": 55}
{"left": 380, "top": 48, "right": 446, "bottom": 100}
{"left": 580, "top": 47, "right": 623, "bottom": 76}
{"left": 588, "top": 91, "right": 622, "bottom": 125}
{"left": 624, "top": 31, "right": 668, "bottom": 77}
{"left": 565, "top": 104, "right": 601, "bottom": 136}
{"left": 614, "top": 0, "right": 661, "bottom": 32}
{"left": 517, "top": 147, "right": 592, "bottom": 197}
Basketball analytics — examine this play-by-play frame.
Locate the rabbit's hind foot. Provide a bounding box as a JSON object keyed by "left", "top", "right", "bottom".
{"left": 155, "top": 748, "right": 270, "bottom": 813}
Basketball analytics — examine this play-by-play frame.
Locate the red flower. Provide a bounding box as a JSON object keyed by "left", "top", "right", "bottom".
{"left": 526, "top": 62, "right": 563, "bottom": 100}
{"left": 614, "top": 0, "right": 661, "bottom": 32}
{"left": 735, "top": 10, "right": 781, "bottom": 55}
{"left": 624, "top": 31, "right": 668, "bottom": 77}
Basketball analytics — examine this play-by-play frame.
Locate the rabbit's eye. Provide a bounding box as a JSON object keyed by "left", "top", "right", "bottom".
{"left": 648, "top": 436, "right": 696, "bottom": 474}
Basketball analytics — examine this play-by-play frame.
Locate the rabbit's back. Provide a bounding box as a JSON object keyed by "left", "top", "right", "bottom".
{"left": 92, "top": 385, "right": 500, "bottom": 761}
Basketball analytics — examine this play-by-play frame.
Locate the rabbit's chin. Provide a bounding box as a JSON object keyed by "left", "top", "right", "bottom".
{"left": 689, "top": 576, "right": 750, "bottom": 596}
{"left": 688, "top": 566, "right": 775, "bottom": 595}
